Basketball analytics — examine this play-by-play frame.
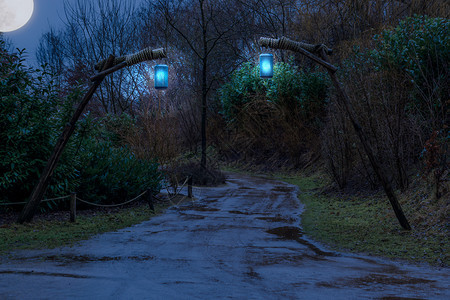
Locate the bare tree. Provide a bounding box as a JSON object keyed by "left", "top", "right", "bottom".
{"left": 36, "top": 29, "right": 65, "bottom": 87}
{"left": 148, "top": 0, "right": 250, "bottom": 169}
{"left": 37, "top": 0, "right": 142, "bottom": 115}
{"left": 237, "top": 0, "right": 297, "bottom": 38}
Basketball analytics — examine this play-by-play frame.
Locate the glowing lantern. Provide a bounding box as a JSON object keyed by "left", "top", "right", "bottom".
{"left": 259, "top": 54, "right": 273, "bottom": 78}
{"left": 154, "top": 65, "right": 168, "bottom": 89}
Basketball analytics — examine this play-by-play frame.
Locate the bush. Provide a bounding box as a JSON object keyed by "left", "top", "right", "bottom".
{"left": 0, "top": 38, "right": 161, "bottom": 209}
{"left": 322, "top": 15, "right": 449, "bottom": 190}
{"left": 76, "top": 136, "right": 161, "bottom": 203}
{"left": 371, "top": 15, "right": 449, "bottom": 130}
{"left": 0, "top": 41, "right": 76, "bottom": 203}
{"left": 219, "top": 62, "right": 265, "bottom": 123}
{"left": 73, "top": 113, "right": 161, "bottom": 203}
{"left": 219, "top": 61, "right": 329, "bottom": 124}
{"left": 217, "top": 60, "right": 329, "bottom": 168}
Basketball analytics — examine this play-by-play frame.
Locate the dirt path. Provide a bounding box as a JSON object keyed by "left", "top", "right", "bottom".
{"left": 0, "top": 173, "right": 448, "bottom": 299}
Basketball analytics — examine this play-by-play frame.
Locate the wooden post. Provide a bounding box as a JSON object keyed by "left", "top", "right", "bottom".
{"left": 17, "top": 55, "right": 115, "bottom": 224}
{"left": 258, "top": 36, "right": 411, "bottom": 230}
{"left": 188, "top": 177, "right": 193, "bottom": 198}
{"left": 147, "top": 188, "right": 155, "bottom": 213}
{"left": 70, "top": 192, "right": 76, "bottom": 223}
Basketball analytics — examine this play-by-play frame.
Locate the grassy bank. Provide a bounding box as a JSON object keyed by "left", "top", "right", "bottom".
{"left": 279, "top": 172, "right": 449, "bottom": 267}
{"left": 0, "top": 202, "right": 169, "bottom": 254}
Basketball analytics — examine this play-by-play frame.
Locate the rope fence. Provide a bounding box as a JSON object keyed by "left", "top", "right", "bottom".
{"left": 0, "top": 195, "right": 71, "bottom": 206}
{"left": 0, "top": 177, "right": 194, "bottom": 222}
{"left": 76, "top": 190, "right": 148, "bottom": 208}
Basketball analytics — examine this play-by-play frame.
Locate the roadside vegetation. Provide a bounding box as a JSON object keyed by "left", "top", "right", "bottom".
{"left": 0, "top": 40, "right": 161, "bottom": 210}
{"left": 280, "top": 170, "right": 449, "bottom": 267}
{"left": 0, "top": 201, "right": 170, "bottom": 254}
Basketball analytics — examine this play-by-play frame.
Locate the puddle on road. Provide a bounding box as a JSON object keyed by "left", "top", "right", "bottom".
{"left": 145, "top": 229, "right": 170, "bottom": 235}
{"left": 162, "top": 280, "right": 199, "bottom": 285}
{"left": 257, "top": 253, "right": 327, "bottom": 265}
{"left": 266, "top": 226, "right": 336, "bottom": 257}
{"left": 228, "top": 210, "right": 251, "bottom": 215}
{"left": 271, "top": 186, "right": 293, "bottom": 192}
{"left": 316, "top": 273, "right": 437, "bottom": 291}
{"left": 179, "top": 213, "right": 206, "bottom": 220}
{"left": 256, "top": 216, "right": 295, "bottom": 223}
{"left": 245, "top": 267, "right": 262, "bottom": 279}
{"left": 38, "top": 254, "right": 155, "bottom": 265}
{"left": 0, "top": 270, "right": 89, "bottom": 279}
{"left": 176, "top": 205, "right": 220, "bottom": 212}
{"left": 350, "top": 273, "right": 436, "bottom": 286}
{"left": 194, "top": 207, "right": 220, "bottom": 212}
{"left": 266, "top": 226, "right": 304, "bottom": 238}
{"left": 380, "top": 297, "right": 428, "bottom": 300}
{"left": 205, "top": 199, "right": 219, "bottom": 203}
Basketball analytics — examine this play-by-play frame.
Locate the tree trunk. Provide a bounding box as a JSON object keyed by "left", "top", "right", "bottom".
{"left": 200, "top": 0, "right": 207, "bottom": 170}
{"left": 201, "top": 59, "right": 207, "bottom": 169}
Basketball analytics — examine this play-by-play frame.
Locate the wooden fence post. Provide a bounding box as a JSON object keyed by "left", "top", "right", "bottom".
{"left": 188, "top": 177, "right": 193, "bottom": 198}
{"left": 70, "top": 192, "right": 76, "bottom": 223}
{"left": 147, "top": 188, "right": 155, "bottom": 213}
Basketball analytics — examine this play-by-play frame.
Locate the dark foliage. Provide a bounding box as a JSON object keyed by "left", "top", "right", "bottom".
{"left": 0, "top": 39, "right": 161, "bottom": 209}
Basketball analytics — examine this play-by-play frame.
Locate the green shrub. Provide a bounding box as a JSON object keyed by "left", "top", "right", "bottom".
{"left": 75, "top": 115, "right": 161, "bottom": 203}
{"left": 216, "top": 59, "right": 330, "bottom": 167}
{"left": 0, "top": 39, "right": 161, "bottom": 208}
{"left": 265, "top": 62, "right": 302, "bottom": 106}
{"left": 0, "top": 41, "right": 75, "bottom": 203}
{"left": 371, "top": 15, "right": 449, "bottom": 128}
{"left": 219, "top": 61, "right": 329, "bottom": 123}
{"left": 324, "top": 15, "right": 449, "bottom": 189}
{"left": 219, "top": 62, "right": 265, "bottom": 122}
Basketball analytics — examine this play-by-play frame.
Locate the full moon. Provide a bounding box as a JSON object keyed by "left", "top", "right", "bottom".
{"left": 0, "top": 0, "right": 34, "bottom": 32}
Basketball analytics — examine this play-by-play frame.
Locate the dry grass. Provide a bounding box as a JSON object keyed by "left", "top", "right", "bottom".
{"left": 212, "top": 95, "right": 321, "bottom": 171}
{"left": 0, "top": 200, "right": 170, "bottom": 254}
{"left": 279, "top": 168, "right": 449, "bottom": 267}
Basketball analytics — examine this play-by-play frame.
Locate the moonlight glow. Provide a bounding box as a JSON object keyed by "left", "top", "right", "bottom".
{"left": 0, "top": 0, "right": 34, "bottom": 32}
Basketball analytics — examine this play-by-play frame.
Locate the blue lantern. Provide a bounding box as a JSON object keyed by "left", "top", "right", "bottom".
{"left": 154, "top": 64, "right": 168, "bottom": 89}
{"left": 259, "top": 54, "right": 273, "bottom": 78}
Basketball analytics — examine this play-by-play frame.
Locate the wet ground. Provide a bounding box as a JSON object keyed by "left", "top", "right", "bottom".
{"left": 0, "top": 173, "right": 448, "bottom": 299}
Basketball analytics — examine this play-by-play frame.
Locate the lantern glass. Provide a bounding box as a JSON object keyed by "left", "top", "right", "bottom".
{"left": 154, "top": 64, "right": 168, "bottom": 89}
{"left": 259, "top": 54, "right": 273, "bottom": 78}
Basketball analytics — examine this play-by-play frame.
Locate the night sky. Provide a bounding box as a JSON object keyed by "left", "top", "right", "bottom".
{"left": 3, "top": 0, "right": 67, "bottom": 65}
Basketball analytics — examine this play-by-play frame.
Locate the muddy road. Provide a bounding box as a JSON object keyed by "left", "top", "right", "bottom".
{"left": 0, "top": 173, "right": 448, "bottom": 299}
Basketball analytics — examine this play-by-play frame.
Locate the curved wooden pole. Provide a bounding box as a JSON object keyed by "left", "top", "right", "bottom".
{"left": 92, "top": 47, "right": 167, "bottom": 81}
{"left": 259, "top": 36, "right": 337, "bottom": 73}
{"left": 17, "top": 55, "right": 116, "bottom": 223}
{"left": 259, "top": 36, "right": 411, "bottom": 230}
{"left": 19, "top": 46, "right": 168, "bottom": 223}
